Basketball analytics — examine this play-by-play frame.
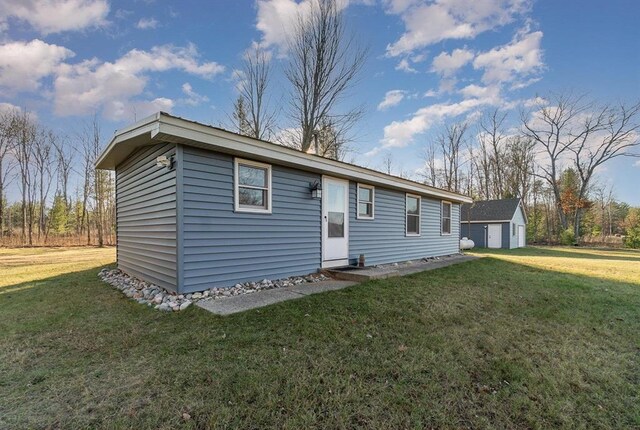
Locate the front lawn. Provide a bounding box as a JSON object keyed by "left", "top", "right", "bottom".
{"left": 1, "top": 246, "right": 638, "bottom": 429}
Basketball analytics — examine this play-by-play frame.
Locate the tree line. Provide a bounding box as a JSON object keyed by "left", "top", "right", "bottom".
{"left": 420, "top": 95, "right": 640, "bottom": 247}
{"left": 0, "top": 109, "right": 114, "bottom": 246}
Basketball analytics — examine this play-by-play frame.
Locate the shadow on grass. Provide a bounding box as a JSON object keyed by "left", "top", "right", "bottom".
{"left": 473, "top": 245, "right": 640, "bottom": 263}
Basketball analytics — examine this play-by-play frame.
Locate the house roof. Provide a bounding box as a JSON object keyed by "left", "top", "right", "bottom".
{"left": 96, "top": 112, "right": 472, "bottom": 203}
{"left": 460, "top": 198, "right": 525, "bottom": 222}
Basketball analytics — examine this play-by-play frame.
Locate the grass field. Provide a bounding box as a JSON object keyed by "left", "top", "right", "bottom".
{"left": 1, "top": 246, "right": 638, "bottom": 429}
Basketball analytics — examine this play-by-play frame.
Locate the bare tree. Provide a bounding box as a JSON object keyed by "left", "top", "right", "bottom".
{"left": 479, "top": 109, "right": 508, "bottom": 198}
{"left": 523, "top": 93, "right": 640, "bottom": 240}
{"left": 0, "top": 109, "right": 16, "bottom": 237}
{"left": 568, "top": 101, "right": 640, "bottom": 240}
{"left": 521, "top": 93, "right": 596, "bottom": 231}
{"left": 230, "top": 96, "right": 252, "bottom": 136}
{"left": 381, "top": 152, "right": 393, "bottom": 175}
{"left": 238, "top": 45, "right": 277, "bottom": 140}
{"left": 53, "top": 135, "right": 74, "bottom": 208}
{"left": 437, "top": 122, "right": 467, "bottom": 192}
{"left": 12, "top": 110, "right": 36, "bottom": 244}
{"left": 285, "top": 0, "right": 368, "bottom": 153}
{"left": 421, "top": 144, "right": 439, "bottom": 187}
{"left": 79, "top": 117, "right": 106, "bottom": 246}
{"left": 32, "top": 128, "right": 55, "bottom": 239}
{"left": 504, "top": 135, "right": 535, "bottom": 203}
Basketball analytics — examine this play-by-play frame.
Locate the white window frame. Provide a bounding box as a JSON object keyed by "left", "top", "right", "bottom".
{"left": 356, "top": 183, "right": 375, "bottom": 220}
{"left": 234, "top": 158, "right": 272, "bottom": 214}
{"left": 405, "top": 193, "right": 421, "bottom": 237}
{"left": 441, "top": 201, "right": 452, "bottom": 235}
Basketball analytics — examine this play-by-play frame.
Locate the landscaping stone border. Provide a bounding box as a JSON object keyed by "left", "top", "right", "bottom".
{"left": 98, "top": 268, "right": 329, "bottom": 312}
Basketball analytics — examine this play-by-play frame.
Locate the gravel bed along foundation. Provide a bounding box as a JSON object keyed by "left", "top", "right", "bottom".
{"left": 98, "top": 268, "right": 329, "bottom": 312}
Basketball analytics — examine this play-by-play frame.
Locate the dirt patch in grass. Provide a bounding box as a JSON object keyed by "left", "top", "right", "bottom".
{"left": 0, "top": 246, "right": 638, "bottom": 428}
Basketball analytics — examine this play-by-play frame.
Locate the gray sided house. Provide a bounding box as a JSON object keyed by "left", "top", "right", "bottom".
{"left": 97, "top": 113, "right": 472, "bottom": 294}
{"left": 460, "top": 198, "right": 527, "bottom": 249}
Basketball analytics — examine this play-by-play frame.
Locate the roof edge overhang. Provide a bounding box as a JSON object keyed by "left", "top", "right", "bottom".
{"left": 96, "top": 112, "right": 473, "bottom": 203}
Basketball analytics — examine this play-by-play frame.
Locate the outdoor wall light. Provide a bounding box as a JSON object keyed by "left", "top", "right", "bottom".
{"left": 156, "top": 155, "right": 174, "bottom": 170}
{"left": 309, "top": 181, "right": 322, "bottom": 199}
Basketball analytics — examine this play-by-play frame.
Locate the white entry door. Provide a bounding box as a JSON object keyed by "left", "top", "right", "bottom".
{"left": 322, "top": 177, "right": 349, "bottom": 267}
{"left": 518, "top": 225, "right": 526, "bottom": 247}
{"left": 487, "top": 224, "right": 502, "bottom": 249}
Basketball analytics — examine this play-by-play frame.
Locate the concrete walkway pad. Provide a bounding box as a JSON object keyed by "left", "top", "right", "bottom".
{"left": 326, "top": 254, "right": 477, "bottom": 281}
{"left": 197, "top": 254, "right": 477, "bottom": 315}
{"left": 196, "top": 280, "right": 356, "bottom": 315}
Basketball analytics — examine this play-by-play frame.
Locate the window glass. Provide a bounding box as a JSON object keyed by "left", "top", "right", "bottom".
{"left": 357, "top": 185, "right": 374, "bottom": 218}
{"left": 328, "top": 212, "right": 345, "bottom": 237}
{"left": 358, "top": 187, "right": 372, "bottom": 202}
{"left": 406, "top": 196, "right": 419, "bottom": 215}
{"left": 441, "top": 202, "right": 452, "bottom": 234}
{"left": 406, "top": 195, "right": 420, "bottom": 235}
{"left": 239, "top": 188, "right": 266, "bottom": 208}
{"left": 359, "top": 202, "right": 372, "bottom": 217}
{"left": 238, "top": 165, "right": 266, "bottom": 187}
{"left": 236, "top": 161, "right": 270, "bottom": 212}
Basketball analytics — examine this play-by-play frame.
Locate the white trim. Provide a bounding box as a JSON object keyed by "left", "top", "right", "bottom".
{"left": 322, "top": 176, "right": 350, "bottom": 264}
{"left": 356, "top": 183, "right": 375, "bottom": 220}
{"left": 441, "top": 200, "right": 452, "bottom": 235}
{"left": 96, "top": 113, "right": 472, "bottom": 203}
{"left": 405, "top": 193, "right": 421, "bottom": 237}
{"left": 321, "top": 258, "right": 349, "bottom": 268}
{"left": 487, "top": 224, "right": 502, "bottom": 249}
{"left": 234, "top": 158, "right": 272, "bottom": 214}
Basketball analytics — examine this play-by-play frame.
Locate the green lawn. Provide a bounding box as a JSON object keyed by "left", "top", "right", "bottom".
{"left": 1, "top": 246, "right": 639, "bottom": 429}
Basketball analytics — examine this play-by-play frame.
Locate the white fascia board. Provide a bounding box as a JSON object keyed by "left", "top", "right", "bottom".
{"left": 155, "top": 116, "right": 473, "bottom": 203}
{"left": 95, "top": 114, "right": 161, "bottom": 169}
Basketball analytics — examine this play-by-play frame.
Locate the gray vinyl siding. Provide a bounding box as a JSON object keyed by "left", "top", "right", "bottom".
{"left": 116, "top": 143, "right": 177, "bottom": 291}
{"left": 510, "top": 205, "right": 527, "bottom": 248}
{"left": 349, "top": 183, "right": 460, "bottom": 265}
{"left": 502, "top": 223, "right": 511, "bottom": 249}
{"left": 460, "top": 222, "right": 487, "bottom": 248}
{"left": 460, "top": 222, "right": 510, "bottom": 248}
{"left": 180, "top": 146, "right": 322, "bottom": 293}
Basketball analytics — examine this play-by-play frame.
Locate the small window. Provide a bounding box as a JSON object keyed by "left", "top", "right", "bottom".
{"left": 357, "top": 184, "right": 374, "bottom": 219}
{"left": 234, "top": 158, "right": 272, "bottom": 213}
{"left": 512, "top": 223, "right": 516, "bottom": 236}
{"left": 441, "top": 201, "right": 452, "bottom": 235}
{"left": 406, "top": 194, "right": 421, "bottom": 236}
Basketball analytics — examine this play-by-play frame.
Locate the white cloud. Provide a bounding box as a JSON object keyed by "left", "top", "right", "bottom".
{"left": 431, "top": 48, "right": 474, "bottom": 77}
{"left": 255, "top": 0, "right": 358, "bottom": 52}
{"left": 180, "top": 82, "right": 209, "bottom": 106}
{"left": 378, "top": 97, "right": 496, "bottom": 150}
{"left": 395, "top": 58, "right": 417, "bottom": 73}
{"left": 54, "top": 44, "right": 224, "bottom": 120}
{"left": 0, "top": 101, "right": 20, "bottom": 114}
{"left": 136, "top": 17, "right": 159, "bottom": 30}
{"left": 377, "top": 90, "right": 406, "bottom": 110}
{"left": 0, "top": 39, "right": 74, "bottom": 93}
{"left": 0, "top": 0, "right": 109, "bottom": 34}
{"left": 459, "top": 83, "right": 500, "bottom": 100}
{"left": 634, "top": 160, "right": 640, "bottom": 167}
{"left": 385, "top": 0, "right": 531, "bottom": 56}
{"left": 473, "top": 30, "right": 544, "bottom": 84}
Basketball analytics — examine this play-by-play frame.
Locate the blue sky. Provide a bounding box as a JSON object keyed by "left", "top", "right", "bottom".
{"left": 1, "top": 0, "right": 639, "bottom": 203}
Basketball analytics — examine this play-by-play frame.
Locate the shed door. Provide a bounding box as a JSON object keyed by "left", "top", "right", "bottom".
{"left": 488, "top": 224, "right": 502, "bottom": 249}
{"left": 322, "top": 177, "right": 349, "bottom": 267}
{"left": 518, "top": 225, "right": 526, "bottom": 247}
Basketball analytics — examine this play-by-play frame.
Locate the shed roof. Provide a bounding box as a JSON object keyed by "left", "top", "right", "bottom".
{"left": 461, "top": 198, "right": 525, "bottom": 222}
{"left": 96, "top": 112, "right": 472, "bottom": 203}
